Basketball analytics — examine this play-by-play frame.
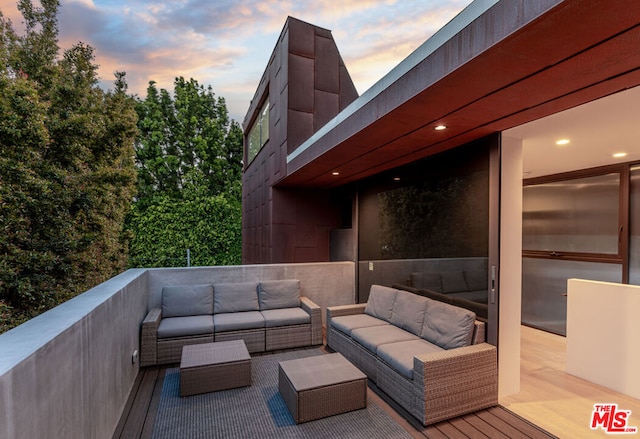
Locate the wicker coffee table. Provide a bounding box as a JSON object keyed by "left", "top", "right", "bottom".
{"left": 278, "top": 352, "right": 367, "bottom": 423}
{"left": 180, "top": 340, "right": 251, "bottom": 397}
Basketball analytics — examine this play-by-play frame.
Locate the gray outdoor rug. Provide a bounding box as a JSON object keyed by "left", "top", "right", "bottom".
{"left": 152, "top": 348, "right": 412, "bottom": 438}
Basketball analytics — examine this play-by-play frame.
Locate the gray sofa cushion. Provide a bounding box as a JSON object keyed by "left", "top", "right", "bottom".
{"left": 261, "top": 307, "right": 310, "bottom": 328}
{"left": 411, "top": 272, "right": 442, "bottom": 293}
{"left": 464, "top": 270, "right": 487, "bottom": 292}
{"left": 331, "top": 314, "right": 389, "bottom": 336}
{"left": 364, "top": 285, "right": 398, "bottom": 322}
{"left": 351, "top": 325, "right": 419, "bottom": 353}
{"left": 258, "top": 279, "right": 300, "bottom": 310}
{"left": 440, "top": 271, "right": 468, "bottom": 294}
{"left": 214, "top": 282, "right": 259, "bottom": 314}
{"left": 390, "top": 291, "right": 429, "bottom": 336}
{"left": 421, "top": 298, "right": 476, "bottom": 349}
{"left": 161, "top": 284, "right": 213, "bottom": 318}
{"left": 377, "top": 339, "right": 443, "bottom": 379}
{"left": 157, "top": 315, "right": 214, "bottom": 338}
{"left": 213, "top": 311, "right": 265, "bottom": 332}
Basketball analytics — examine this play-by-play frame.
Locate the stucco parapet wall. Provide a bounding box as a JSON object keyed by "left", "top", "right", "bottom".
{"left": 0, "top": 268, "right": 148, "bottom": 439}
{"left": 0, "top": 268, "right": 147, "bottom": 376}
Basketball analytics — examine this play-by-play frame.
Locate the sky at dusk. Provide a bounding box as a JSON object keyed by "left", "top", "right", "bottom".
{"left": 0, "top": 0, "right": 472, "bottom": 123}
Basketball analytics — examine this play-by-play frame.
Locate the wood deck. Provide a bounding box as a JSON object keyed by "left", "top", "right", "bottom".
{"left": 113, "top": 338, "right": 556, "bottom": 439}
{"left": 113, "top": 364, "right": 554, "bottom": 439}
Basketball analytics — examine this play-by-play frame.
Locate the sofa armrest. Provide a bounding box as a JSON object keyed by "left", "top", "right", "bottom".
{"left": 326, "top": 303, "right": 367, "bottom": 321}
{"left": 472, "top": 320, "right": 486, "bottom": 344}
{"left": 300, "top": 296, "right": 323, "bottom": 345}
{"left": 140, "top": 307, "right": 161, "bottom": 367}
{"left": 413, "top": 342, "right": 498, "bottom": 425}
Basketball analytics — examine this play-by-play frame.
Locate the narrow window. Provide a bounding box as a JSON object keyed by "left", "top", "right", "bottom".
{"left": 248, "top": 99, "right": 269, "bottom": 164}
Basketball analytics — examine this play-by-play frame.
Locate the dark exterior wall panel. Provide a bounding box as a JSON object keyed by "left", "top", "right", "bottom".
{"left": 287, "top": 109, "right": 314, "bottom": 155}
{"left": 288, "top": 54, "right": 314, "bottom": 113}
{"left": 315, "top": 36, "right": 340, "bottom": 93}
{"left": 314, "top": 90, "right": 340, "bottom": 132}
{"left": 242, "top": 17, "right": 359, "bottom": 264}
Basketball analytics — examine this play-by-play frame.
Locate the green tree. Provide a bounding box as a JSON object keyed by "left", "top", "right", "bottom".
{"left": 135, "top": 77, "right": 243, "bottom": 204}
{"left": 128, "top": 77, "right": 243, "bottom": 267}
{"left": 0, "top": 0, "right": 138, "bottom": 332}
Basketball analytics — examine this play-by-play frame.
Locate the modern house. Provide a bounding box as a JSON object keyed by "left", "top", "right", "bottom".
{"left": 1, "top": 1, "right": 639, "bottom": 438}
{"left": 242, "top": 0, "right": 640, "bottom": 399}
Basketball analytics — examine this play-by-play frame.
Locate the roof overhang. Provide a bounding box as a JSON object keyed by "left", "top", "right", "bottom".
{"left": 282, "top": 0, "right": 640, "bottom": 188}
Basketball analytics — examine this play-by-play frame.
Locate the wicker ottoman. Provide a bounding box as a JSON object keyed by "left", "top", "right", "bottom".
{"left": 180, "top": 340, "right": 251, "bottom": 397}
{"left": 278, "top": 352, "right": 367, "bottom": 423}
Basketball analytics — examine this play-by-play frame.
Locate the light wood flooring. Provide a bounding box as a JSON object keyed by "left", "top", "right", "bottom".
{"left": 500, "top": 325, "right": 640, "bottom": 438}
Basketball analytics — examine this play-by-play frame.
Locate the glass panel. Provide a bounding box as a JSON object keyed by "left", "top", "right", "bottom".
{"left": 357, "top": 140, "right": 490, "bottom": 319}
{"left": 522, "top": 258, "right": 622, "bottom": 335}
{"left": 247, "top": 100, "right": 269, "bottom": 164}
{"left": 523, "top": 173, "right": 620, "bottom": 254}
{"left": 630, "top": 166, "right": 640, "bottom": 285}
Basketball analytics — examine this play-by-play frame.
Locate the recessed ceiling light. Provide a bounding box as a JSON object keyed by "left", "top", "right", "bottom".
{"left": 393, "top": 177, "right": 401, "bottom": 182}
{"left": 556, "top": 139, "right": 570, "bottom": 146}
{"left": 332, "top": 171, "right": 340, "bottom": 176}
{"left": 613, "top": 152, "right": 627, "bottom": 158}
{"left": 434, "top": 125, "right": 447, "bottom": 131}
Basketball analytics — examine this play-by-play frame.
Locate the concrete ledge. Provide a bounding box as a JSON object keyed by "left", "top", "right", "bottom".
{"left": 0, "top": 269, "right": 148, "bottom": 439}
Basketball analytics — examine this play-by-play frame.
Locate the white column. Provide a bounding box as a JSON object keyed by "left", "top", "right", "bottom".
{"left": 499, "top": 136, "right": 523, "bottom": 397}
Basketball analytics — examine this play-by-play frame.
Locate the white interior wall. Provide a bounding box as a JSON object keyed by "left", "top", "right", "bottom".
{"left": 567, "top": 279, "right": 640, "bottom": 399}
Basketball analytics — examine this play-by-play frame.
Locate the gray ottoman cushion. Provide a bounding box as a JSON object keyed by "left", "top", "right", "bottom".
{"left": 377, "top": 339, "right": 443, "bottom": 379}
{"left": 157, "top": 315, "right": 214, "bottom": 338}
{"left": 261, "top": 307, "right": 310, "bottom": 327}
{"left": 161, "top": 284, "right": 213, "bottom": 317}
{"left": 331, "top": 314, "right": 389, "bottom": 336}
{"left": 214, "top": 311, "right": 265, "bottom": 332}
{"left": 214, "top": 282, "right": 259, "bottom": 313}
{"left": 351, "top": 325, "right": 418, "bottom": 353}
{"left": 258, "top": 279, "right": 301, "bottom": 310}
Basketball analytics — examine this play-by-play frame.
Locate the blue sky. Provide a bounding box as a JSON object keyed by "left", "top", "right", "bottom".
{"left": 0, "top": 0, "right": 471, "bottom": 122}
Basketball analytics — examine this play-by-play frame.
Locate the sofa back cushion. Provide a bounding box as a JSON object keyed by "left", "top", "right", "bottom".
{"left": 390, "top": 291, "right": 429, "bottom": 335}
{"left": 161, "top": 284, "right": 213, "bottom": 318}
{"left": 421, "top": 298, "right": 476, "bottom": 349}
{"left": 258, "top": 279, "right": 301, "bottom": 310}
{"left": 440, "top": 271, "right": 468, "bottom": 293}
{"left": 411, "top": 272, "right": 442, "bottom": 293}
{"left": 213, "top": 282, "right": 259, "bottom": 314}
{"left": 464, "top": 270, "right": 487, "bottom": 291}
{"left": 364, "top": 285, "right": 398, "bottom": 322}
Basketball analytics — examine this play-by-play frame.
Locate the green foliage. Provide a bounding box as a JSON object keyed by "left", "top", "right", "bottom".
{"left": 135, "top": 77, "right": 243, "bottom": 204}
{"left": 0, "top": 1, "right": 138, "bottom": 332}
{"left": 127, "top": 194, "right": 242, "bottom": 268}
{"left": 128, "top": 77, "right": 243, "bottom": 267}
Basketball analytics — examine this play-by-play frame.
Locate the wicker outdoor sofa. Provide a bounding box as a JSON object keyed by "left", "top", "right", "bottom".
{"left": 326, "top": 284, "right": 498, "bottom": 426}
{"left": 141, "top": 279, "right": 322, "bottom": 366}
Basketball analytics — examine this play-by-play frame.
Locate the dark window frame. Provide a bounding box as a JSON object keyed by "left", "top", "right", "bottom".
{"left": 246, "top": 96, "right": 270, "bottom": 166}
{"left": 522, "top": 162, "right": 635, "bottom": 282}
